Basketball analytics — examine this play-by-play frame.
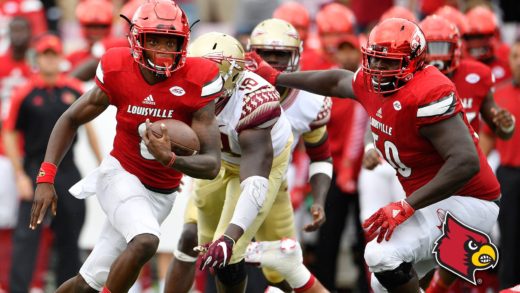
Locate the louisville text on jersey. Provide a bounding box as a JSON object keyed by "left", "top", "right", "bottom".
{"left": 126, "top": 105, "right": 174, "bottom": 118}
{"left": 370, "top": 117, "right": 393, "bottom": 136}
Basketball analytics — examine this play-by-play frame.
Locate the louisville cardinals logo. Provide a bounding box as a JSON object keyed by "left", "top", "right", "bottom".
{"left": 432, "top": 212, "right": 498, "bottom": 285}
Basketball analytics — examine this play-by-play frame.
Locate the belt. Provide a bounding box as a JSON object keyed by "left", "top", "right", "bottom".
{"left": 143, "top": 184, "right": 180, "bottom": 195}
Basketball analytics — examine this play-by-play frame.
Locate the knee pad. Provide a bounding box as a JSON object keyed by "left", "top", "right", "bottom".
{"left": 215, "top": 260, "right": 247, "bottom": 286}
{"left": 374, "top": 262, "right": 413, "bottom": 290}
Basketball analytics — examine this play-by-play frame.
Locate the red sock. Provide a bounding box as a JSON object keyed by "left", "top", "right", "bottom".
{"left": 294, "top": 274, "right": 316, "bottom": 293}
{"left": 426, "top": 271, "right": 450, "bottom": 293}
{"left": 101, "top": 287, "right": 112, "bottom": 293}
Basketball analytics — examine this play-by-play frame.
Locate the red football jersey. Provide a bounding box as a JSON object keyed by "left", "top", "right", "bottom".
{"left": 450, "top": 59, "right": 494, "bottom": 133}
{"left": 95, "top": 47, "right": 222, "bottom": 191}
{"left": 487, "top": 57, "right": 512, "bottom": 86}
{"left": 352, "top": 66, "right": 500, "bottom": 201}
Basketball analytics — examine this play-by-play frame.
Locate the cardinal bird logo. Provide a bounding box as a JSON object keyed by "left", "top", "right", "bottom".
{"left": 432, "top": 212, "right": 498, "bottom": 285}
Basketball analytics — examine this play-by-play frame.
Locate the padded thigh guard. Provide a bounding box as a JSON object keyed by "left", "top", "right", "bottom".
{"left": 373, "top": 262, "right": 413, "bottom": 290}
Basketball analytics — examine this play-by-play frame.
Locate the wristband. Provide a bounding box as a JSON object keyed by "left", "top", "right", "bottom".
{"left": 166, "top": 152, "right": 176, "bottom": 168}
{"left": 500, "top": 116, "right": 516, "bottom": 134}
{"left": 36, "top": 162, "right": 57, "bottom": 184}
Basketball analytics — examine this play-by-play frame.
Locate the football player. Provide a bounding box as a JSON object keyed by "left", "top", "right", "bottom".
{"left": 246, "top": 17, "right": 333, "bottom": 287}
{"left": 165, "top": 32, "right": 327, "bottom": 293}
{"left": 249, "top": 18, "right": 501, "bottom": 293}
{"left": 29, "top": 1, "right": 223, "bottom": 292}
{"left": 419, "top": 14, "right": 515, "bottom": 293}
{"left": 465, "top": 6, "right": 512, "bottom": 85}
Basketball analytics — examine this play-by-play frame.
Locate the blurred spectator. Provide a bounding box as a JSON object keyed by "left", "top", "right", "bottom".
{"left": 0, "top": 0, "right": 47, "bottom": 55}
{"left": 480, "top": 38, "right": 520, "bottom": 290}
{"left": 2, "top": 34, "right": 100, "bottom": 293}
{"left": 0, "top": 16, "right": 32, "bottom": 293}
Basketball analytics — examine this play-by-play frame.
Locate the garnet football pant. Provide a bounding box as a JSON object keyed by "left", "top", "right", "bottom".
{"left": 195, "top": 142, "right": 293, "bottom": 268}
{"left": 10, "top": 162, "right": 84, "bottom": 293}
{"left": 496, "top": 166, "right": 520, "bottom": 289}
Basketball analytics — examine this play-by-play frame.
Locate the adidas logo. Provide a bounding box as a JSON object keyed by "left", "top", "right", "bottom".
{"left": 376, "top": 107, "right": 382, "bottom": 118}
{"left": 142, "top": 95, "right": 155, "bottom": 105}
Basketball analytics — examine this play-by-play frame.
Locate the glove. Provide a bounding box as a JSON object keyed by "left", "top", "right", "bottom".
{"left": 199, "top": 234, "right": 235, "bottom": 270}
{"left": 363, "top": 200, "right": 415, "bottom": 243}
{"left": 245, "top": 51, "right": 281, "bottom": 85}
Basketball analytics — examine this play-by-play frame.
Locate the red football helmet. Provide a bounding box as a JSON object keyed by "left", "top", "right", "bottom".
{"left": 76, "top": 0, "right": 113, "bottom": 42}
{"left": 273, "top": 2, "right": 310, "bottom": 41}
{"left": 465, "top": 6, "right": 498, "bottom": 61}
{"left": 316, "top": 3, "right": 356, "bottom": 53}
{"left": 380, "top": 6, "right": 417, "bottom": 23}
{"left": 362, "top": 18, "right": 426, "bottom": 94}
{"left": 420, "top": 15, "right": 461, "bottom": 74}
{"left": 128, "top": 0, "right": 190, "bottom": 76}
{"left": 434, "top": 5, "right": 469, "bottom": 35}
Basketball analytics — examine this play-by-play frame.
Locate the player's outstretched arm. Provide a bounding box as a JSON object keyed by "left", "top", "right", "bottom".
{"left": 170, "top": 101, "right": 221, "bottom": 179}
{"left": 405, "top": 114, "right": 481, "bottom": 210}
{"left": 277, "top": 70, "right": 356, "bottom": 99}
{"left": 30, "top": 85, "right": 109, "bottom": 229}
{"left": 480, "top": 91, "right": 515, "bottom": 140}
{"left": 248, "top": 51, "right": 356, "bottom": 99}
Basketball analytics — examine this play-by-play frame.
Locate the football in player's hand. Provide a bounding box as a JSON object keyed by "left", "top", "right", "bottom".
{"left": 150, "top": 119, "right": 200, "bottom": 156}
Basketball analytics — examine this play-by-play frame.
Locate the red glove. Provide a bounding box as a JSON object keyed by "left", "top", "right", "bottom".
{"left": 199, "top": 235, "right": 235, "bottom": 270}
{"left": 245, "top": 51, "right": 281, "bottom": 85}
{"left": 363, "top": 200, "right": 415, "bottom": 243}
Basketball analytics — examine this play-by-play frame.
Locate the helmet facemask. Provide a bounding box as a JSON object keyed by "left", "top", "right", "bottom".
{"left": 464, "top": 33, "right": 495, "bottom": 62}
{"left": 253, "top": 47, "right": 299, "bottom": 73}
{"left": 218, "top": 56, "right": 246, "bottom": 96}
{"left": 362, "top": 47, "right": 411, "bottom": 94}
{"left": 426, "top": 41, "right": 459, "bottom": 74}
{"left": 130, "top": 29, "right": 188, "bottom": 77}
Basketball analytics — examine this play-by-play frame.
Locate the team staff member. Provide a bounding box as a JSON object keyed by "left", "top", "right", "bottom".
{"left": 480, "top": 39, "right": 520, "bottom": 290}
{"left": 2, "top": 33, "right": 101, "bottom": 293}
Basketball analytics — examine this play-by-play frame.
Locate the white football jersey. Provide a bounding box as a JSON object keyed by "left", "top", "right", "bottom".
{"left": 282, "top": 89, "right": 331, "bottom": 151}
{"left": 216, "top": 71, "right": 292, "bottom": 165}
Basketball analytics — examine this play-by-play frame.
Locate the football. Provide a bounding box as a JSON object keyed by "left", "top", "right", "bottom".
{"left": 149, "top": 119, "right": 200, "bottom": 156}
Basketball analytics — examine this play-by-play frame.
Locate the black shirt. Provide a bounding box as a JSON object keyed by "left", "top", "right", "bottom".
{"left": 5, "top": 74, "right": 83, "bottom": 167}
